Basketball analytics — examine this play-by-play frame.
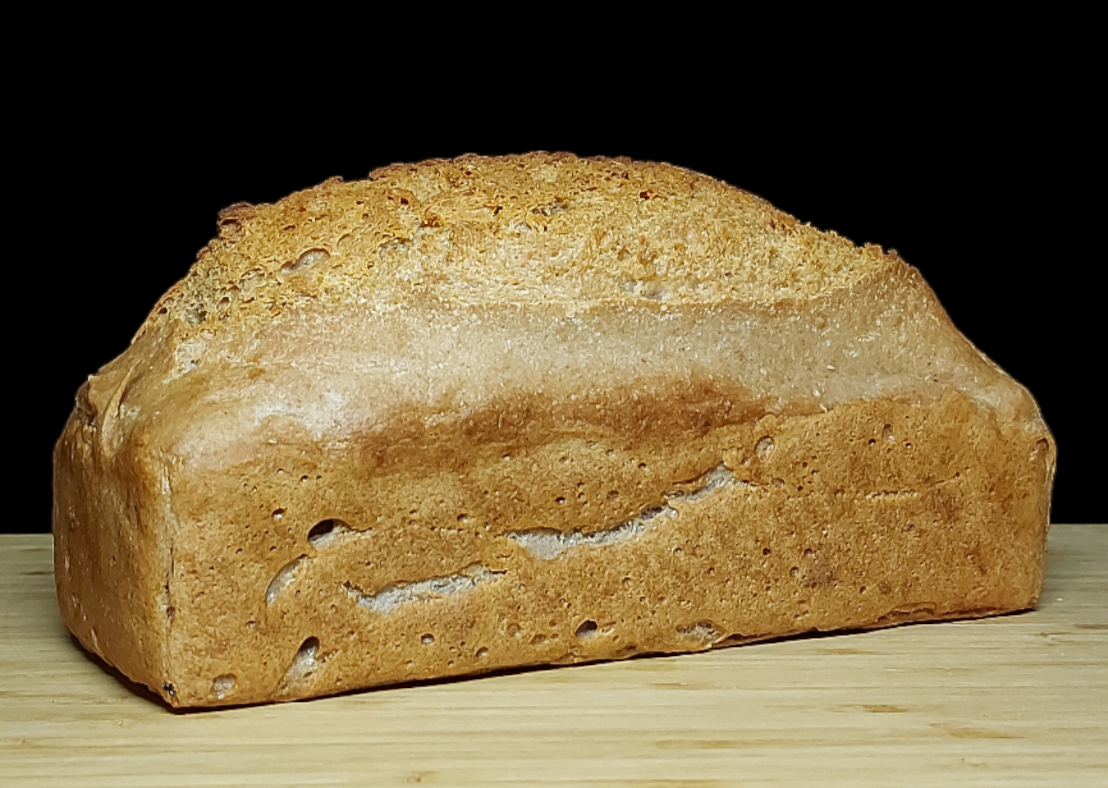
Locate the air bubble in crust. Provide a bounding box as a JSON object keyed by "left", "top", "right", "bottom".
{"left": 308, "top": 518, "right": 354, "bottom": 549}
{"left": 282, "top": 248, "right": 330, "bottom": 273}
{"left": 282, "top": 637, "right": 321, "bottom": 686}
{"left": 575, "top": 620, "right": 599, "bottom": 638}
{"left": 211, "top": 674, "right": 236, "bottom": 700}
{"left": 265, "top": 555, "right": 307, "bottom": 605}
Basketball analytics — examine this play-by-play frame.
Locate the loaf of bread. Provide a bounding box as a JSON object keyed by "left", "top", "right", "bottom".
{"left": 53, "top": 153, "right": 1055, "bottom": 708}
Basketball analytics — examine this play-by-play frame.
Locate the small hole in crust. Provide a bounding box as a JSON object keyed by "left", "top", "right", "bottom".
{"left": 266, "top": 555, "right": 307, "bottom": 605}
{"left": 755, "top": 436, "right": 775, "bottom": 459}
{"left": 1032, "top": 438, "right": 1050, "bottom": 460}
{"left": 421, "top": 634, "right": 434, "bottom": 645}
{"left": 211, "top": 674, "right": 236, "bottom": 700}
{"left": 308, "top": 519, "right": 351, "bottom": 548}
{"left": 575, "top": 620, "right": 599, "bottom": 638}
{"left": 282, "top": 248, "right": 330, "bottom": 273}
{"left": 282, "top": 637, "right": 321, "bottom": 686}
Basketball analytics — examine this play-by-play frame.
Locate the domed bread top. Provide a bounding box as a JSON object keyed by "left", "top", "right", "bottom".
{"left": 146, "top": 152, "right": 893, "bottom": 339}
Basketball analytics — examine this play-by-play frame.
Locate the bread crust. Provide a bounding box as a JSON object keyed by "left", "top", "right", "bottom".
{"left": 53, "top": 153, "right": 1055, "bottom": 707}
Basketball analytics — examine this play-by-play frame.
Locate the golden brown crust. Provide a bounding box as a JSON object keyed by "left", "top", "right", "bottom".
{"left": 53, "top": 154, "right": 1055, "bottom": 708}
{"left": 138, "top": 152, "right": 892, "bottom": 342}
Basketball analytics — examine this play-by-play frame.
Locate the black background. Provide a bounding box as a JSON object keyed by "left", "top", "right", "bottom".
{"left": 22, "top": 45, "right": 1098, "bottom": 535}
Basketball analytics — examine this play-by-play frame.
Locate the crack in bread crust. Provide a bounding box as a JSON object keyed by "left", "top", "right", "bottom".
{"left": 507, "top": 464, "right": 736, "bottom": 559}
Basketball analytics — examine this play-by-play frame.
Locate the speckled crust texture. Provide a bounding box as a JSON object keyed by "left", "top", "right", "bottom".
{"left": 53, "top": 153, "right": 1055, "bottom": 708}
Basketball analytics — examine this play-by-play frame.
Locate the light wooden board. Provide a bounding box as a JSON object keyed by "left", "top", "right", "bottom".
{"left": 1, "top": 526, "right": 1105, "bottom": 787}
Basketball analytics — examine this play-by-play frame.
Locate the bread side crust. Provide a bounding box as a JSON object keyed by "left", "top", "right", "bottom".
{"left": 156, "top": 388, "right": 1049, "bottom": 707}
{"left": 54, "top": 347, "right": 175, "bottom": 696}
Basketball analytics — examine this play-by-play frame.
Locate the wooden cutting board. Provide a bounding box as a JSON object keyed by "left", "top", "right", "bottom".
{"left": 1, "top": 525, "right": 1105, "bottom": 787}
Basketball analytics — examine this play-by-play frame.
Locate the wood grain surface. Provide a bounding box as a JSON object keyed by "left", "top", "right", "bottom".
{"left": 1, "top": 526, "right": 1105, "bottom": 787}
